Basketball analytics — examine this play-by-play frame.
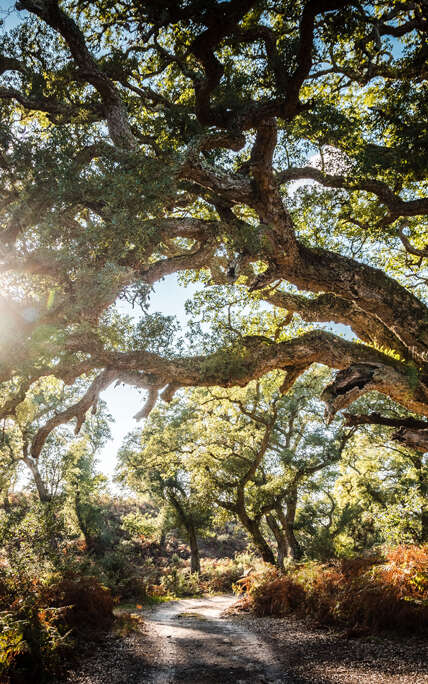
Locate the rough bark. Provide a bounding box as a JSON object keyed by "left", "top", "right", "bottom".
{"left": 188, "top": 522, "right": 201, "bottom": 575}
{"left": 344, "top": 413, "right": 428, "bottom": 453}
{"left": 74, "top": 488, "right": 96, "bottom": 550}
{"left": 168, "top": 492, "right": 201, "bottom": 573}
{"left": 266, "top": 513, "right": 288, "bottom": 570}
{"left": 239, "top": 509, "right": 276, "bottom": 565}
{"left": 276, "top": 492, "right": 302, "bottom": 560}
{"left": 422, "top": 506, "right": 428, "bottom": 545}
{"left": 22, "top": 455, "right": 51, "bottom": 503}
{"left": 411, "top": 455, "right": 428, "bottom": 544}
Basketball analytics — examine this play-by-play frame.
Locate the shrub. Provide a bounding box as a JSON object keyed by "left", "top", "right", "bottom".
{"left": 236, "top": 545, "right": 428, "bottom": 633}
{"left": 120, "top": 511, "right": 160, "bottom": 540}
{"left": 0, "top": 571, "right": 114, "bottom": 681}
{"left": 200, "top": 554, "right": 255, "bottom": 593}
{"left": 95, "top": 545, "right": 134, "bottom": 596}
{"left": 249, "top": 576, "right": 305, "bottom": 617}
{"left": 0, "top": 611, "right": 31, "bottom": 673}
{"left": 48, "top": 576, "right": 114, "bottom": 634}
{"left": 378, "top": 545, "right": 428, "bottom": 602}
{"left": 160, "top": 567, "right": 202, "bottom": 597}
{"left": 152, "top": 552, "right": 264, "bottom": 599}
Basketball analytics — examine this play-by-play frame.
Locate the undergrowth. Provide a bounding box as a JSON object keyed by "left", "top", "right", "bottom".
{"left": 233, "top": 545, "right": 428, "bottom": 633}
{"left": 0, "top": 571, "right": 114, "bottom": 682}
{"left": 135, "top": 552, "right": 260, "bottom": 599}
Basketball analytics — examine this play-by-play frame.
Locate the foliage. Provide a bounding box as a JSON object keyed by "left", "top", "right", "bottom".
{"left": 235, "top": 567, "right": 305, "bottom": 617}
{"left": 120, "top": 510, "right": 162, "bottom": 541}
{"left": 0, "top": 3, "right": 426, "bottom": 669}
{"left": 160, "top": 566, "right": 203, "bottom": 598}
{"left": 200, "top": 553, "right": 262, "bottom": 594}
{"left": 0, "top": 0, "right": 427, "bottom": 474}
{"left": 117, "top": 411, "right": 214, "bottom": 572}
{"left": 235, "top": 545, "right": 428, "bottom": 633}
{"left": 0, "top": 569, "right": 113, "bottom": 681}
{"left": 147, "top": 551, "right": 260, "bottom": 598}
{"left": 118, "top": 369, "right": 351, "bottom": 567}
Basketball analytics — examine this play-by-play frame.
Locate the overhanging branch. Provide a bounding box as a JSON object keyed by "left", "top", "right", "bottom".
{"left": 343, "top": 412, "right": 428, "bottom": 453}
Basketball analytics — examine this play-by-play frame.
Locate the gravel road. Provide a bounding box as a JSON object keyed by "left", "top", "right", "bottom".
{"left": 62, "top": 595, "right": 428, "bottom": 684}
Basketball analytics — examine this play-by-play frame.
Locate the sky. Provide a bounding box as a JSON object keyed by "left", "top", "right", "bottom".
{"left": 0, "top": 2, "right": 19, "bottom": 28}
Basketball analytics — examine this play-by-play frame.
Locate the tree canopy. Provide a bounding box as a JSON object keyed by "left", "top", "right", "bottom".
{"left": 0, "top": 0, "right": 427, "bottom": 451}
{"left": 120, "top": 370, "right": 353, "bottom": 565}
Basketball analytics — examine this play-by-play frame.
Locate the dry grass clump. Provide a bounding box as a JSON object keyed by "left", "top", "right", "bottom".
{"left": 234, "top": 545, "right": 428, "bottom": 633}
{"left": 47, "top": 576, "right": 114, "bottom": 634}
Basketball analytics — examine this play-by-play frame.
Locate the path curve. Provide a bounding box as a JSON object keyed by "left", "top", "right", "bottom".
{"left": 144, "top": 595, "right": 284, "bottom": 683}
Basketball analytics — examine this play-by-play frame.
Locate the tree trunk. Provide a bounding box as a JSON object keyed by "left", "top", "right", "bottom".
{"left": 414, "top": 456, "right": 428, "bottom": 543}
{"left": 23, "top": 456, "right": 51, "bottom": 503}
{"left": 285, "top": 493, "right": 302, "bottom": 560}
{"left": 168, "top": 492, "right": 200, "bottom": 573}
{"left": 188, "top": 521, "right": 201, "bottom": 574}
{"left": 238, "top": 509, "right": 275, "bottom": 564}
{"left": 277, "top": 492, "right": 302, "bottom": 560}
{"left": 422, "top": 506, "right": 428, "bottom": 545}
{"left": 22, "top": 455, "right": 62, "bottom": 552}
{"left": 266, "top": 513, "right": 288, "bottom": 570}
{"left": 1, "top": 491, "right": 11, "bottom": 512}
{"left": 74, "top": 487, "right": 96, "bottom": 550}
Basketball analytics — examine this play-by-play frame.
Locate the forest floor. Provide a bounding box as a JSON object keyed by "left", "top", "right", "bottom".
{"left": 62, "top": 595, "right": 428, "bottom": 684}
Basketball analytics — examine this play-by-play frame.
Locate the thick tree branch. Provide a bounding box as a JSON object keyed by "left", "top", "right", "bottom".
{"left": 16, "top": 0, "right": 136, "bottom": 148}
{"left": 276, "top": 166, "right": 428, "bottom": 219}
{"left": 398, "top": 225, "right": 428, "bottom": 258}
{"left": 190, "top": 0, "right": 256, "bottom": 127}
{"left": 261, "top": 289, "right": 408, "bottom": 359}
{"left": 343, "top": 412, "right": 428, "bottom": 453}
{"left": 65, "top": 331, "right": 428, "bottom": 420}
{"left": 280, "top": 242, "right": 428, "bottom": 364}
{"left": 30, "top": 369, "right": 117, "bottom": 459}
{"left": 250, "top": 119, "right": 297, "bottom": 256}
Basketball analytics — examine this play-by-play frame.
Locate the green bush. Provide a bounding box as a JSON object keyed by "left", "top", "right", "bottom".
{"left": 160, "top": 567, "right": 203, "bottom": 597}
{"left": 0, "top": 611, "right": 30, "bottom": 673}
{"left": 120, "top": 511, "right": 160, "bottom": 540}
{"left": 200, "top": 553, "right": 259, "bottom": 593}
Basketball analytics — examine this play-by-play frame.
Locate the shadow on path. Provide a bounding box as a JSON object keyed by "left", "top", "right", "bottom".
{"left": 144, "top": 595, "right": 303, "bottom": 683}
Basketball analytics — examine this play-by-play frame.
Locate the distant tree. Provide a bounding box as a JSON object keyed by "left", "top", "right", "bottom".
{"left": 117, "top": 406, "right": 213, "bottom": 573}
{"left": 0, "top": 375, "right": 111, "bottom": 549}
{"left": 60, "top": 419, "right": 111, "bottom": 549}
{"left": 334, "top": 430, "right": 428, "bottom": 548}
{"left": 124, "top": 369, "right": 352, "bottom": 566}
{"left": 190, "top": 370, "right": 355, "bottom": 565}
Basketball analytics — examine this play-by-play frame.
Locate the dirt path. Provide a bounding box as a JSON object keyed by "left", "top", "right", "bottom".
{"left": 62, "top": 596, "right": 428, "bottom": 684}
{"left": 144, "top": 595, "right": 284, "bottom": 683}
